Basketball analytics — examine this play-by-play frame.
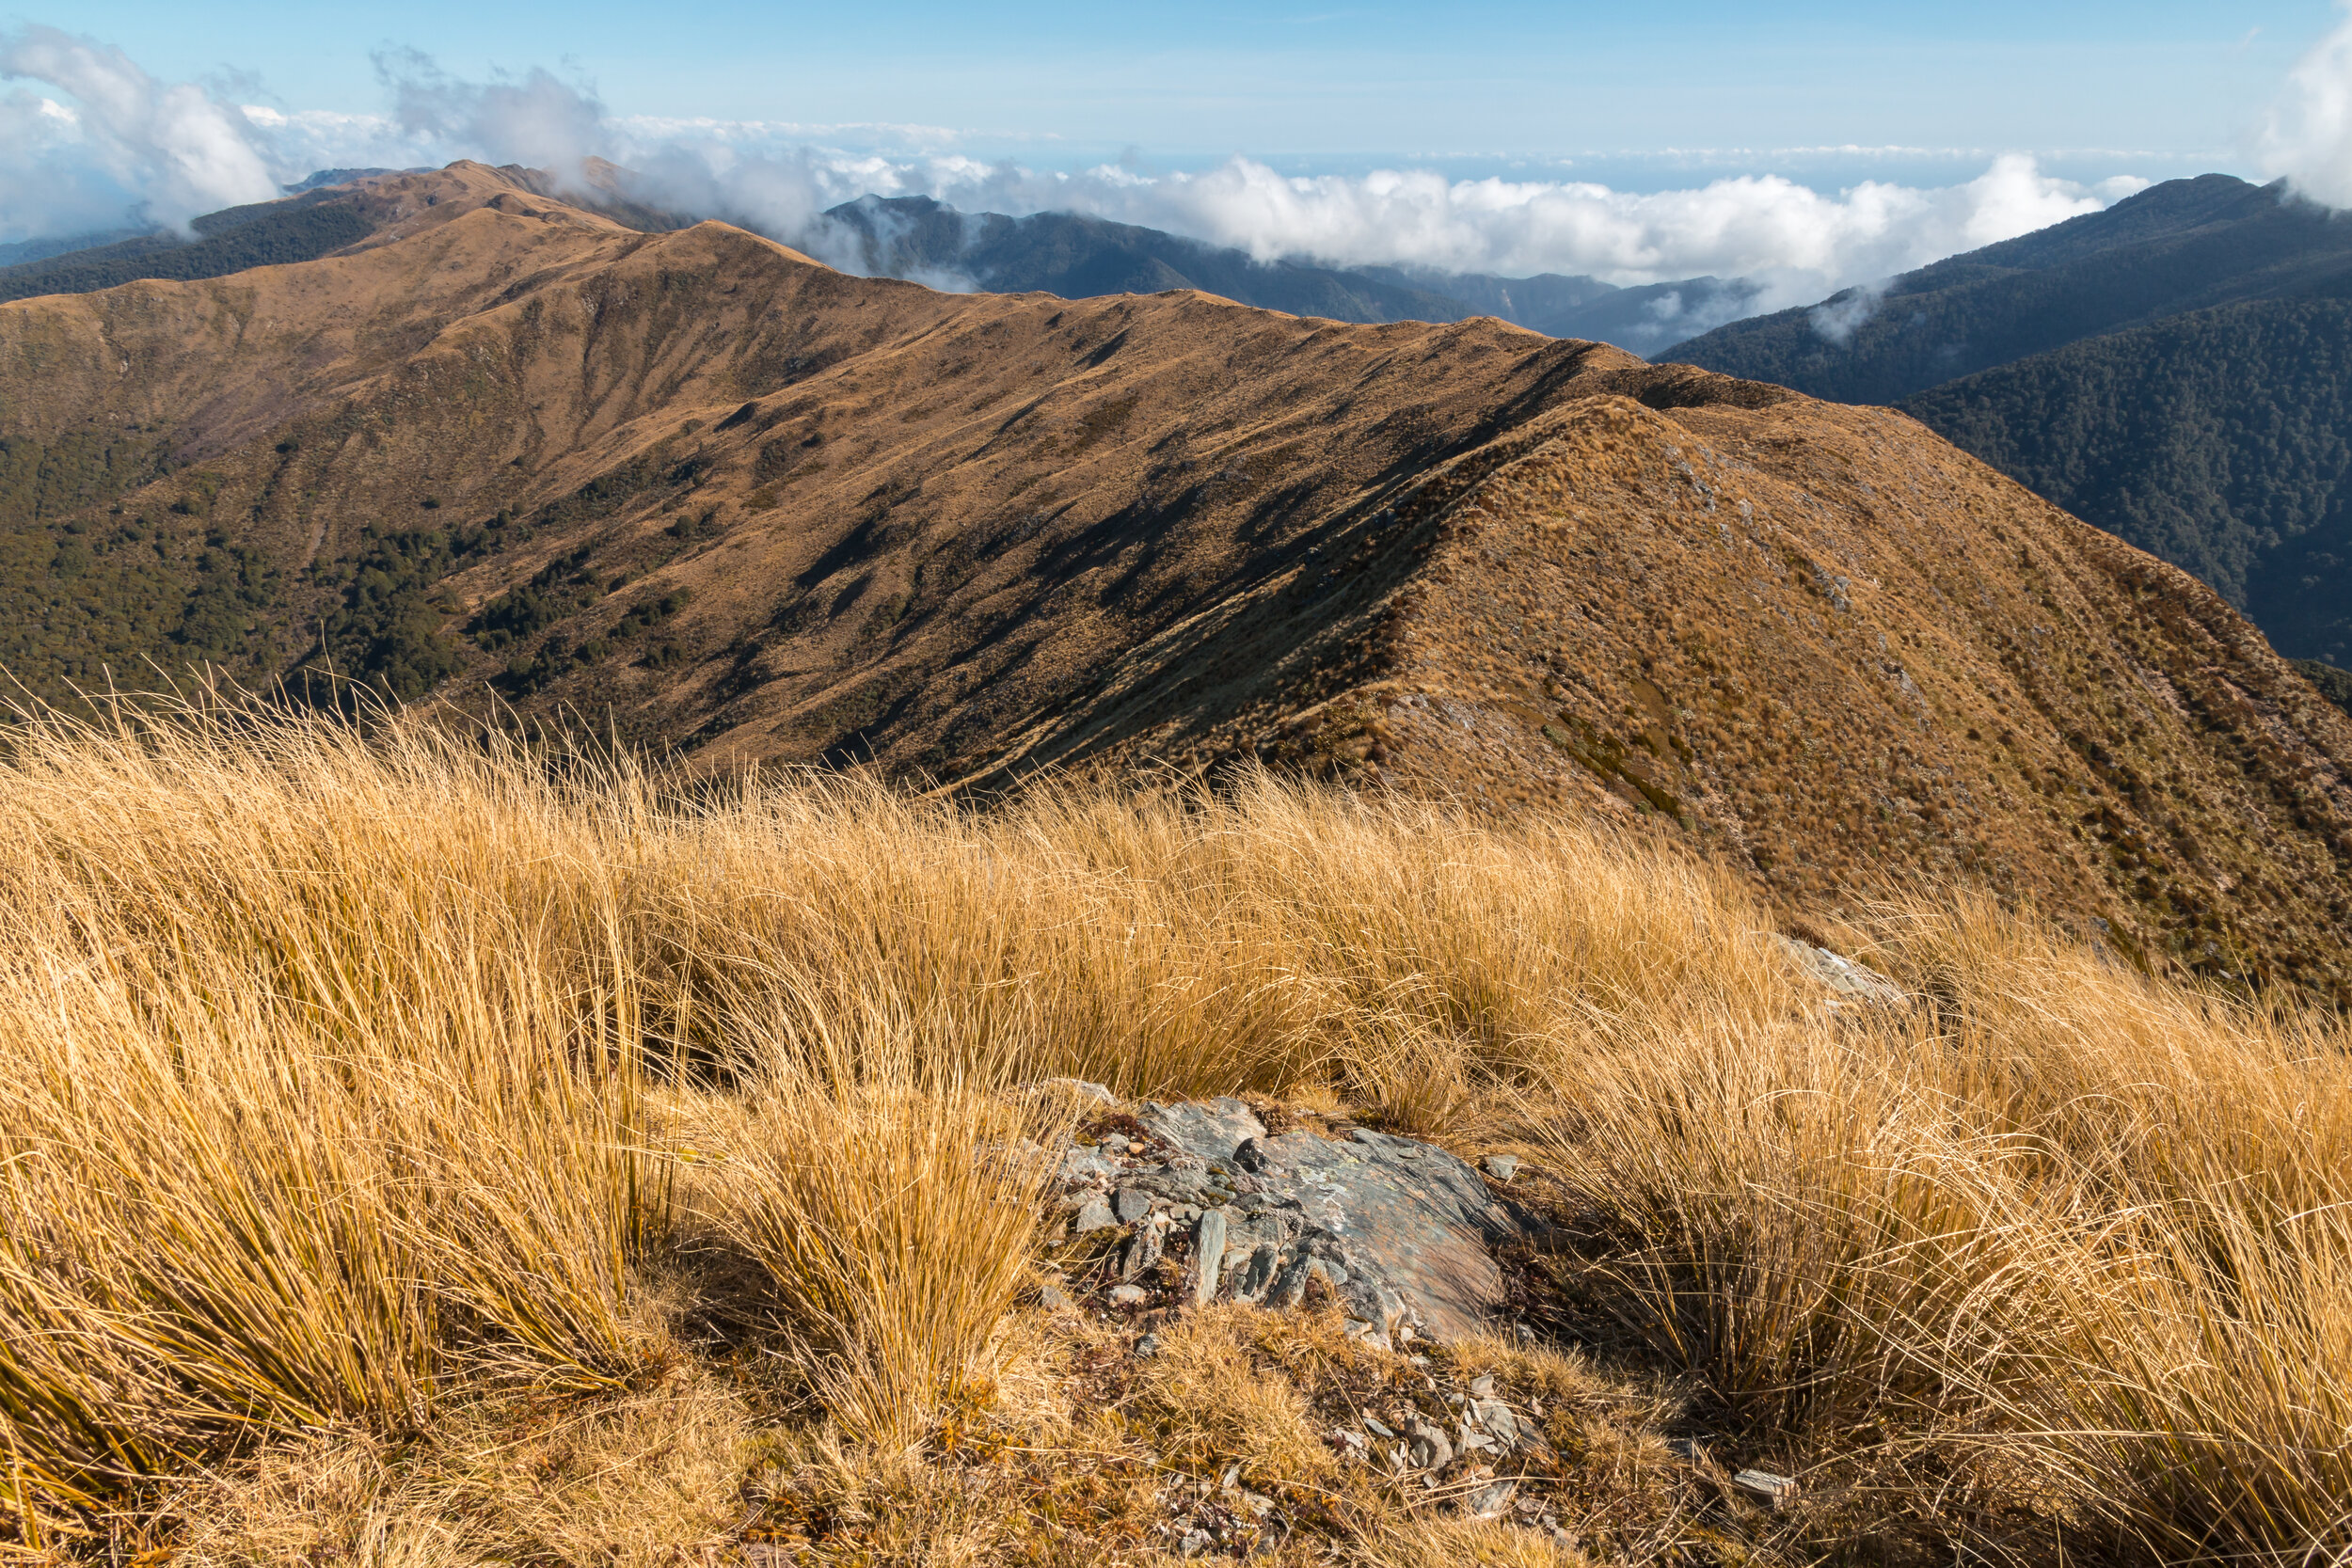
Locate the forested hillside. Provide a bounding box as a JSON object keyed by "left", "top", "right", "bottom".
{"left": 0, "top": 196, "right": 375, "bottom": 305}
{"left": 1902, "top": 297, "right": 2352, "bottom": 666}
{"left": 1667, "top": 176, "right": 2352, "bottom": 404}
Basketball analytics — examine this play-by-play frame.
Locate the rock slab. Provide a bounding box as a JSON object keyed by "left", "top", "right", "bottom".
{"left": 1056, "top": 1096, "right": 1528, "bottom": 1346}
{"left": 1772, "top": 934, "right": 1909, "bottom": 1007}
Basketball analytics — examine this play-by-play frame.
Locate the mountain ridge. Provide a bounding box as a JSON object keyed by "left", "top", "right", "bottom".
{"left": 1665, "top": 173, "right": 2352, "bottom": 672}
{"left": 0, "top": 172, "right": 1750, "bottom": 356}
{"left": 0, "top": 165, "right": 2345, "bottom": 996}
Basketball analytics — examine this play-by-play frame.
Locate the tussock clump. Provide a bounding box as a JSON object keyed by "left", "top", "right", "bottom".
{"left": 0, "top": 700, "right": 2344, "bottom": 1565}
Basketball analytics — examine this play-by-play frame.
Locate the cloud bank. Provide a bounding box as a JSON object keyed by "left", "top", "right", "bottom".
{"left": 915, "top": 153, "right": 2128, "bottom": 313}
{"left": 0, "top": 25, "right": 279, "bottom": 238}
{"left": 2261, "top": 1, "right": 2352, "bottom": 206}
{"left": 0, "top": 24, "right": 2151, "bottom": 320}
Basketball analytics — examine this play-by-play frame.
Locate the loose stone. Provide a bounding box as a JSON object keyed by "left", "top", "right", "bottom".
{"left": 1192, "top": 1208, "right": 1229, "bottom": 1307}
{"left": 1406, "top": 1420, "right": 1454, "bottom": 1470}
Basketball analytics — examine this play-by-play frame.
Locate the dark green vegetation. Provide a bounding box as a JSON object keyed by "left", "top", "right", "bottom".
{"left": 818, "top": 195, "right": 1751, "bottom": 352}
{"left": 1667, "top": 175, "right": 2352, "bottom": 664}
{"left": 0, "top": 195, "right": 374, "bottom": 306}
{"left": 1905, "top": 298, "right": 2352, "bottom": 664}
{"left": 0, "top": 434, "right": 697, "bottom": 714}
{"left": 0, "top": 431, "right": 206, "bottom": 698}
{"left": 2296, "top": 657, "right": 2352, "bottom": 713}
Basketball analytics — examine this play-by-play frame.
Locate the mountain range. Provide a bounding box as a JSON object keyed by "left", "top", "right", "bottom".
{"left": 0, "top": 162, "right": 2345, "bottom": 998}
{"left": 24, "top": 166, "right": 2349, "bottom": 679}
{"left": 1668, "top": 176, "right": 2352, "bottom": 671}
{"left": 36, "top": 167, "right": 2348, "bottom": 677}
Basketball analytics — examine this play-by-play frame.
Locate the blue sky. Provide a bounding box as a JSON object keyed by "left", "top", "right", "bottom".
{"left": 18, "top": 0, "right": 2337, "bottom": 182}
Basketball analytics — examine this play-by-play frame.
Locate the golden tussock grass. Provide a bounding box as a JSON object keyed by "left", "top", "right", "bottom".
{"left": 0, "top": 699, "right": 2344, "bottom": 1563}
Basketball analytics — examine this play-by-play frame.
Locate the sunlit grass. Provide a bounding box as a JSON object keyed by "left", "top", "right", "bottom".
{"left": 0, "top": 699, "right": 2344, "bottom": 1562}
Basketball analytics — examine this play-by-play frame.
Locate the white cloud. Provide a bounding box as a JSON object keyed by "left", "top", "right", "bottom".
{"left": 0, "top": 25, "right": 278, "bottom": 239}
{"left": 1807, "top": 283, "right": 1884, "bottom": 345}
{"left": 372, "top": 49, "right": 612, "bottom": 176}
{"left": 0, "top": 34, "right": 2141, "bottom": 311}
{"left": 774, "top": 149, "right": 2117, "bottom": 314}
{"left": 2260, "top": 0, "right": 2352, "bottom": 206}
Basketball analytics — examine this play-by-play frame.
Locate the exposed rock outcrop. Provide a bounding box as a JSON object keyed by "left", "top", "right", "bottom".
{"left": 1051, "top": 1095, "right": 1528, "bottom": 1347}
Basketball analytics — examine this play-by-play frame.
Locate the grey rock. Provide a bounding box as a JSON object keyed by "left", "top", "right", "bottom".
{"left": 1108, "top": 1283, "right": 1150, "bottom": 1307}
{"left": 1268, "top": 1253, "right": 1349, "bottom": 1309}
{"left": 1362, "top": 1415, "right": 1396, "bottom": 1439}
{"left": 1229, "top": 1243, "right": 1281, "bottom": 1303}
{"left": 1406, "top": 1420, "right": 1454, "bottom": 1470}
{"left": 1120, "top": 1223, "right": 1164, "bottom": 1280}
{"left": 1073, "top": 1195, "right": 1117, "bottom": 1233}
{"left": 1470, "top": 1398, "right": 1518, "bottom": 1446}
{"left": 1136, "top": 1098, "right": 1267, "bottom": 1162}
{"left": 1192, "top": 1209, "right": 1229, "bottom": 1307}
{"left": 1733, "top": 1469, "right": 1800, "bottom": 1509}
{"left": 1050, "top": 1101, "right": 1533, "bottom": 1348}
{"left": 1177, "top": 1527, "right": 1212, "bottom": 1557}
{"left": 1038, "top": 1281, "right": 1075, "bottom": 1311}
{"left": 1120, "top": 1165, "right": 1217, "bottom": 1209}
{"left": 1771, "top": 933, "right": 1908, "bottom": 1007}
{"left": 1135, "top": 1331, "right": 1164, "bottom": 1357}
{"left": 1233, "top": 1136, "right": 1281, "bottom": 1174}
{"left": 1481, "top": 1154, "right": 1519, "bottom": 1182}
{"left": 1059, "top": 1146, "right": 1122, "bottom": 1186}
{"left": 1467, "top": 1479, "right": 1518, "bottom": 1519}
{"left": 1468, "top": 1374, "right": 1494, "bottom": 1397}
{"left": 1040, "top": 1077, "right": 1118, "bottom": 1105}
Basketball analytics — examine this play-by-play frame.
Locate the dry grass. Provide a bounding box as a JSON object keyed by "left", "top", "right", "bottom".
{"left": 0, "top": 699, "right": 2344, "bottom": 1563}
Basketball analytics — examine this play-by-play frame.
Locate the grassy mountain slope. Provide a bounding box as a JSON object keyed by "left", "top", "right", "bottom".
{"left": 1667, "top": 175, "right": 2352, "bottom": 404}
{"left": 0, "top": 159, "right": 677, "bottom": 311}
{"left": 1903, "top": 296, "right": 2352, "bottom": 665}
{"left": 6, "top": 713, "right": 2351, "bottom": 1562}
{"left": 0, "top": 165, "right": 2345, "bottom": 996}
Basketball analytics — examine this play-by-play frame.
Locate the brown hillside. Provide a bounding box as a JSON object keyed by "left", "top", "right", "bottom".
{"left": 0, "top": 165, "right": 2345, "bottom": 996}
